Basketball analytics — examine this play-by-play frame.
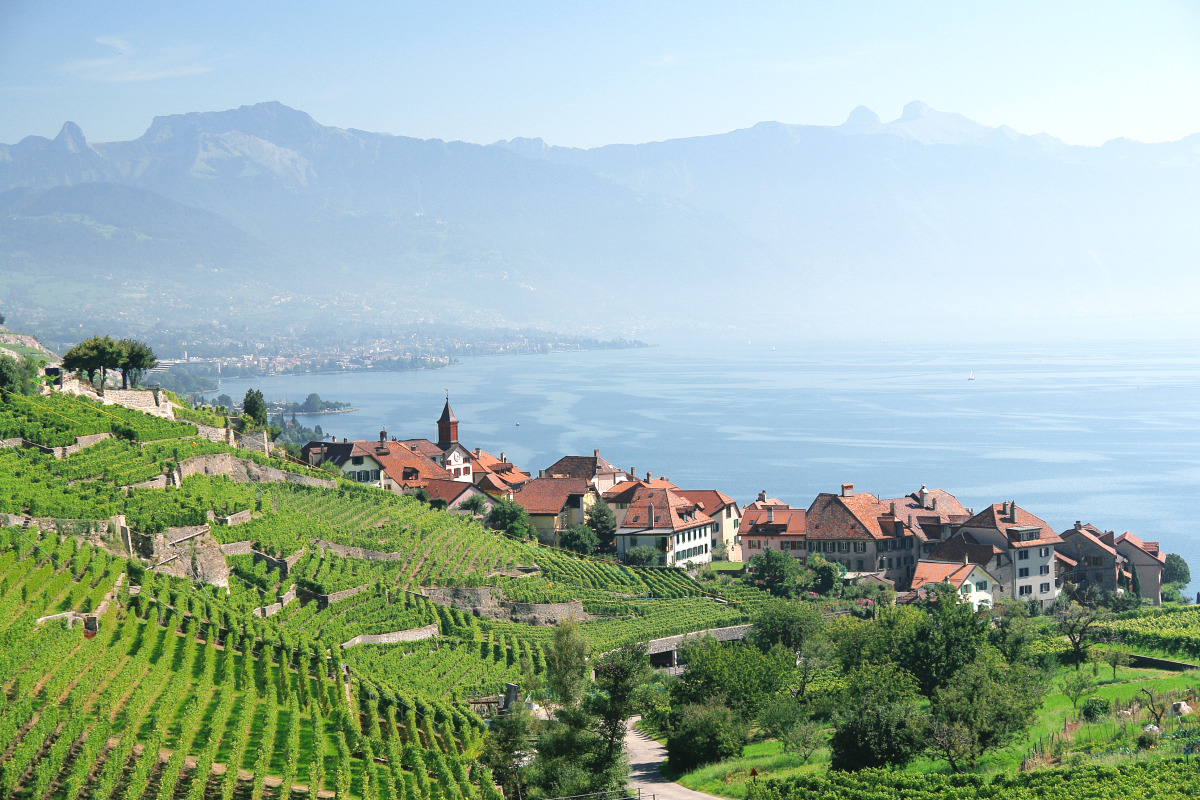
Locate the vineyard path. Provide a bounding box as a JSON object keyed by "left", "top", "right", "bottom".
{"left": 625, "top": 716, "right": 721, "bottom": 800}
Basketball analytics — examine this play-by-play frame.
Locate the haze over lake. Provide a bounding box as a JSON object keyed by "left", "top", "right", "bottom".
{"left": 207, "top": 340, "right": 1200, "bottom": 595}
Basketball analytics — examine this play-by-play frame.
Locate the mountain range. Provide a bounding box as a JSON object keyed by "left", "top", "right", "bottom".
{"left": 3, "top": 100, "right": 1199, "bottom": 343}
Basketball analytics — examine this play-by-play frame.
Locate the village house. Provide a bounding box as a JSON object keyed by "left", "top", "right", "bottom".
{"left": 509, "top": 477, "right": 599, "bottom": 546}
{"left": 1115, "top": 531, "right": 1166, "bottom": 606}
{"left": 300, "top": 430, "right": 451, "bottom": 490}
{"left": 737, "top": 492, "right": 805, "bottom": 563}
{"left": 602, "top": 474, "right": 678, "bottom": 527}
{"left": 469, "top": 448, "right": 531, "bottom": 497}
{"left": 881, "top": 485, "right": 971, "bottom": 557}
{"left": 420, "top": 478, "right": 496, "bottom": 515}
{"left": 540, "top": 450, "right": 633, "bottom": 493}
{"left": 805, "top": 484, "right": 925, "bottom": 588}
{"left": 1058, "top": 522, "right": 1129, "bottom": 595}
{"left": 677, "top": 489, "right": 743, "bottom": 561}
{"left": 615, "top": 484, "right": 715, "bottom": 567}
{"left": 944, "top": 501, "right": 1062, "bottom": 608}
{"left": 909, "top": 559, "right": 1000, "bottom": 610}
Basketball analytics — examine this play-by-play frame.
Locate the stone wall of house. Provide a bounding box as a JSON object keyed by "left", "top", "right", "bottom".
{"left": 193, "top": 423, "right": 230, "bottom": 443}
{"left": 234, "top": 430, "right": 270, "bottom": 453}
{"left": 340, "top": 623, "right": 440, "bottom": 649}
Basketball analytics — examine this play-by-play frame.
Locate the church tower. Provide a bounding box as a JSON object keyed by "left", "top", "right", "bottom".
{"left": 437, "top": 398, "right": 459, "bottom": 449}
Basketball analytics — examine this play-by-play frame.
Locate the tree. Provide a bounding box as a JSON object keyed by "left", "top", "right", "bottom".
{"left": 672, "top": 637, "right": 794, "bottom": 718}
{"left": 829, "top": 663, "right": 927, "bottom": 771}
{"left": 1054, "top": 601, "right": 1108, "bottom": 670}
{"left": 545, "top": 619, "right": 589, "bottom": 708}
{"left": 904, "top": 586, "right": 990, "bottom": 696}
{"left": 301, "top": 393, "right": 324, "bottom": 413}
{"left": 61, "top": 335, "right": 118, "bottom": 387}
{"left": 585, "top": 499, "right": 617, "bottom": 553}
{"left": 1103, "top": 646, "right": 1132, "bottom": 680}
{"left": 0, "top": 356, "right": 23, "bottom": 396}
{"left": 783, "top": 718, "right": 826, "bottom": 764}
{"left": 987, "top": 599, "right": 1038, "bottom": 665}
{"left": 460, "top": 493, "right": 488, "bottom": 516}
{"left": 1164, "top": 553, "right": 1191, "bottom": 586}
{"left": 588, "top": 641, "right": 651, "bottom": 774}
{"left": 1130, "top": 564, "right": 1143, "bottom": 601}
{"left": 665, "top": 703, "right": 746, "bottom": 773}
{"left": 116, "top": 339, "right": 157, "bottom": 388}
{"left": 624, "top": 545, "right": 659, "bottom": 567}
{"left": 750, "top": 599, "right": 824, "bottom": 655}
{"left": 805, "top": 554, "right": 844, "bottom": 596}
{"left": 560, "top": 524, "right": 600, "bottom": 556}
{"left": 928, "top": 649, "right": 1045, "bottom": 771}
{"left": 1060, "top": 671, "right": 1092, "bottom": 710}
{"left": 748, "top": 547, "right": 803, "bottom": 597}
{"left": 487, "top": 498, "right": 534, "bottom": 539}
{"left": 481, "top": 700, "right": 535, "bottom": 800}
{"left": 242, "top": 388, "right": 268, "bottom": 426}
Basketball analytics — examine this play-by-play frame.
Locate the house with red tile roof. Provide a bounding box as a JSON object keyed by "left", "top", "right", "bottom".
{"left": 1116, "top": 531, "right": 1166, "bottom": 606}
{"left": 301, "top": 431, "right": 451, "bottom": 490}
{"left": 737, "top": 492, "right": 804, "bottom": 563}
{"left": 469, "top": 448, "right": 530, "bottom": 497}
{"left": 615, "top": 484, "right": 715, "bottom": 567}
{"left": 909, "top": 559, "right": 999, "bottom": 610}
{"left": 677, "top": 489, "right": 743, "bottom": 561}
{"left": 540, "top": 450, "right": 632, "bottom": 493}
{"left": 420, "top": 478, "right": 496, "bottom": 515}
{"left": 955, "top": 501, "right": 1063, "bottom": 608}
{"left": 880, "top": 485, "right": 971, "bottom": 557}
{"left": 805, "top": 484, "right": 925, "bottom": 588}
{"left": 1059, "top": 522, "right": 1130, "bottom": 597}
{"left": 509, "top": 477, "right": 599, "bottom": 546}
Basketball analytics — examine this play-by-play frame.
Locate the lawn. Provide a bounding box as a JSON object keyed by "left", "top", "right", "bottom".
{"left": 669, "top": 664, "right": 1200, "bottom": 799}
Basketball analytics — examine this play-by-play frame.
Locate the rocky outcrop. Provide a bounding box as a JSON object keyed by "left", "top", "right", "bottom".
{"left": 140, "top": 524, "right": 231, "bottom": 587}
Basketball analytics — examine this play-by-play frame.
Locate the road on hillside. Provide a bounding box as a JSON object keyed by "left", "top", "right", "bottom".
{"left": 624, "top": 717, "right": 722, "bottom": 800}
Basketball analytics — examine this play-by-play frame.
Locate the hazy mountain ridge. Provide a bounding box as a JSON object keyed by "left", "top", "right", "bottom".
{"left": 2, "top": 101, "right": 1199, "bottom": 341}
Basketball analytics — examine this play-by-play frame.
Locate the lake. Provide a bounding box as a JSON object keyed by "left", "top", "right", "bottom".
{"left": 204, "top": 339, "right": 1200, "bottom": 597}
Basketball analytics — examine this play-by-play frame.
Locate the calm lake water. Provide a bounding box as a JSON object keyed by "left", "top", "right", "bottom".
{"left": 205, "top": 340, "right": 1200, "bottom": 596}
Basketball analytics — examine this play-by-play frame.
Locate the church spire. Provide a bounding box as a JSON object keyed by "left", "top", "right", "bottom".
{"left": 437, "top": 396, "right": 459, "bottom": 448}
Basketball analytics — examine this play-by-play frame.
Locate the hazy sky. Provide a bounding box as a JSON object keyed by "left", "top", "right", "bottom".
{"left": 2, "top": 1, "right": 1198, "bottom": 148}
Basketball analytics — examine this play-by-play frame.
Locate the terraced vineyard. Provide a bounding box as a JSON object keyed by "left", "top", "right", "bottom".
{"left": 0, "top": 389, "right": 198, "bottom": 446}
{"left": 0, "top": 527, "right": 497, "bottom": 800}
{"left": 1099, "top": 606, "right": 1200, "bottom": 660}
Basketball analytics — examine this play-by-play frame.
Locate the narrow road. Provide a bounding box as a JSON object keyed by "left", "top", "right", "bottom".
{"left": 625, "top": 717, "right": 723, "bottom": 800}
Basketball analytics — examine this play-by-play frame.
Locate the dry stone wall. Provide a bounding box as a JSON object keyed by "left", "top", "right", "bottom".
{"left": 314, "top": 539, "right": 406, "bottom": 562}
{"left": 220, "top": 541, "right": 253, "bottom": 556}
{"left": 319, "top": 583, "right": 371, "bottom": 609}
{"left": 177, "top": 453, "right": 335, "bottom": 489}
{"left": 254, "top": 587, "right": 298, "bottom": 618}
{"left": 340, "top": 623, "right": 440, "bottom": 649}
{"left": 423, "top": 586, "right": 586, "bottom": 626}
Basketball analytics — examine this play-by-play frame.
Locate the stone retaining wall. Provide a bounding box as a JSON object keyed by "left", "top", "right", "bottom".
{"left": 423, "top": 586, "right": 586, "bottom": 626}
{"left": 220, "top": 541, "right": 253, "bottom": 556}
{"left": 217, "top": 509, "right": 253, "bottom": 526}
{"left": 314, "top": 539, "right": 407, "bottom": 562}
{"left": 252, "top": 547, "right": 307, "bottom": 577}
{"left": 254, "top": 587, "right": 298, "bottom": 618}
{"left": 178, "top": 453, "right": 335, "bottom": 489}
{"left": 319, "top": 583, "right": 371, "bottom": 609}
{"left": 340, "top": 623, "right": 440, "bottom": 649}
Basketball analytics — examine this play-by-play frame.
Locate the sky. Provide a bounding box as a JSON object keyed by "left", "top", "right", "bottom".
{"left": 1, "top": 1, "right": 1199, "bottom": 148}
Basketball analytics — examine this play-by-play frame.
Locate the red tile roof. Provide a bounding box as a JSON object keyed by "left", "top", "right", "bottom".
{"left": 542, "top": 453, "right": 627, "bottom": 481}
{"left": 398, "top": 438, "right": 445, "bottom": 460}
{"left": 910, "top": 560, "right": 986, "bottom": 592}
{"left": 805, "top": 489, "right": 921, "bottom": 541}
{"left": 511, "top": 477, "right": 590, "bottom": 515}
{"left": 470, "top": 449, "right": 530, "bottom": 489}
{"left": 738, "top": 499, "right": 805, "bottom": 538}
{"left": 961, "top": 503, "right": 1062, "bottom": 547}
{"left": 619, "top": 485, "right": 713, "bottom": 533}
{"left": 1115, "top": 531, "right": 1166, "bottom": 564}
{"left": 928, "top": 532, "right": 1007, "bottom": 567}
{"left": 302, "top": 439, "right": 451, "bottom": 484}
{"left": 603, "top": 480, "right": 645, "bottom": 505}
{"left": 1060, "top": 524, "right": 1119, "bottom": 559}
{"left": 882, "top": 487, "right": 969, "bottom": 527}
{"left": 420, "top": 478, "right": 477, "bottom": 505}
{"left": 677, "top": 489, "right": 738, "bottom": 516}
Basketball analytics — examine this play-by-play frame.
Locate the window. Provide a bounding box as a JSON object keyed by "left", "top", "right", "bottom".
{"left": 854, "top": 542, "right": 866, "bottom": 553}
{"left": 1018, "top": 567, "right": 1030, "bottom": 578}
{"left": 878, "top": 560, "right": 886, "bottom": 570}
{"left": 1039, "top": 565, "right": 1050, "bottom": 575}
{"left": 838, "top": 542, "right": 850, "bottom": 552}
{"left": 1094, "top": 572, "right": 1104, "bottom": 583}
{"left": 976, "top": 581, "right": 988, "bottom": 591}
{"left": 1018, "top": 585, "right": 1033, "bottom": 596}
{"left": 1018, "top": 549, "right": 1030, "bottom": 561}
{"left": 726, "top": 507, "right": 732, "bottom": 518}
{"left": 1039, "top": 547, "right": 1051, "bottom": 558}
{"left": 629, "top": 537, "right": 638, "bottom": 547}
{"left": 371, "top": 470, "right": 380, "bottom": 481}
{"left": 352, "top": 456, "right": 364, "bottom": 465}
{"left": 824, "top": 542, "right": 835, "bottom": 553}
{"left": 961, "top": 584, "right": 970, "bottom": 595}
{"left": 1039, "top": 582, "right": 1051, "bottom": 593}
{"left": 1091, "top": 556, "right": 1103, "bottom": 566}
{"left": 856, "top": 559, "right": 864, "bottom": 570}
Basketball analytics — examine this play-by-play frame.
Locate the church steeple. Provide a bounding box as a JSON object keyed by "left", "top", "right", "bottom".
{"left": 437, "top": 396, "right": 459, "bottom": 449}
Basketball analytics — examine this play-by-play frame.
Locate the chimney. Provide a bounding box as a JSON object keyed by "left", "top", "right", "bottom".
{"left": 500, "top": 452, "right": 506, "bottom": 462}
{"left": 1010, "top": 500, "right": 1017, "bottom": 519}
{"left": 964, "top": 554, "right": 969, "bottom": 565}
{"left": 890, "top": 501, "right": 897, "bottom": 516}
{"left": 767, "top": 507, "right": 775, "bottom": 523}
{"left": 539, "top": 469, "right": 547, "bottom": 478}
{"left": 646, "top": 471, "right": 652, "bottom": 482}
{"left": 841, "top": 483, "right": 854, "bottom": 498}
{"left": 919, "top": 484, "right": 928, "bottom": 508}
{"left": 648, "top": 504, "right": 655, "bottom": 527}
{"left": 630, "top": 466, "right": 636, "bottom": 477}
{"left": 410, "top": 444, "right": 419, "bottom": 453}
{"left": 1075, "top": 520, "right": 1083, "bottom": 530}
{"left": 758, "top": 490, "right": 767, "bottom": 502}
{"left": 380, "top": 430, "right": 387, "bottom": 443}
{"left": 475, "top": 447, "right": 481, "bottom": 457}
{"left": 931, "top": 497, "right": 938, "bottom": 511}
{"left": 343, "top": 437, "right": 347, "bottom": 443}
{"left": 594, "top": 449, "right": 599, "bottom": 458}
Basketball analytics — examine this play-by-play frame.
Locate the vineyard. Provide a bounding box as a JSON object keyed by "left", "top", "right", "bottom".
{"left": 0, "top": 526, "right": 500, "bottom": 800}
{"left": 1099, "top": 606, "right": 1200, "bottom": 660}
{"left": 0, "top": 389, "right": 198, "bottom": 446}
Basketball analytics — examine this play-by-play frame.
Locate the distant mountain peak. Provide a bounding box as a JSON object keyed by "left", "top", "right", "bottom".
{"left": 899, "top": 100, "right": 934, "bottom": 121}
{"left": 139, "top": 101, "right": 324, "bottom": 146}
{"left": 841, "top": 106, "right": 881, "bottom": 134}
{"left": 55, "top": 121, "right": 88, "bottom": 153}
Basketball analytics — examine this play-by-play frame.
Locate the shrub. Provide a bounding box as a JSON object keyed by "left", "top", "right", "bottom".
{"left": 1137, "top": 730, "right": 1159, "bottom": 750}
{"left": 665, "top": 703, "right": 746, "bottom": 773}
{"left": 1081, "top": 695, "right": 1112, "bottom": 722}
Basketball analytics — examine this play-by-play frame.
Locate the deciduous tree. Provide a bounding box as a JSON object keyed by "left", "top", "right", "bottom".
{"left": 829, "top": 663, "right": 927, "bottom": 771}
{"left": 116, "top": 339, "right": 157, "bottom": 388}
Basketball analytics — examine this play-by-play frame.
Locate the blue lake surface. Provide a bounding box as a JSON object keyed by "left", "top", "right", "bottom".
{"left": 206, "top": 340, "right": 1200, "bottom": 596}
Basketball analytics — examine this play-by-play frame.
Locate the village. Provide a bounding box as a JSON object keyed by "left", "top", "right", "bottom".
{"left": 299, "top": 398, "right": 1169, "bottom": 611}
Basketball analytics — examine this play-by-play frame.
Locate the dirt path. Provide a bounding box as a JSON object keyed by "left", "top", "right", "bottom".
{"left": 624, "top": 717, "right": 723, "bottom": 800}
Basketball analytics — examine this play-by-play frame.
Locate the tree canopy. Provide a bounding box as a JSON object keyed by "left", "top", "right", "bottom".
{"left": 1164, "top": 553, "right": 1191, "bottom": 586}
{"left": 116, "top": 339, "right": 158, "bottom": 389}
{"left": 242, "top": 388, "right": 268, "bottom": 426}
